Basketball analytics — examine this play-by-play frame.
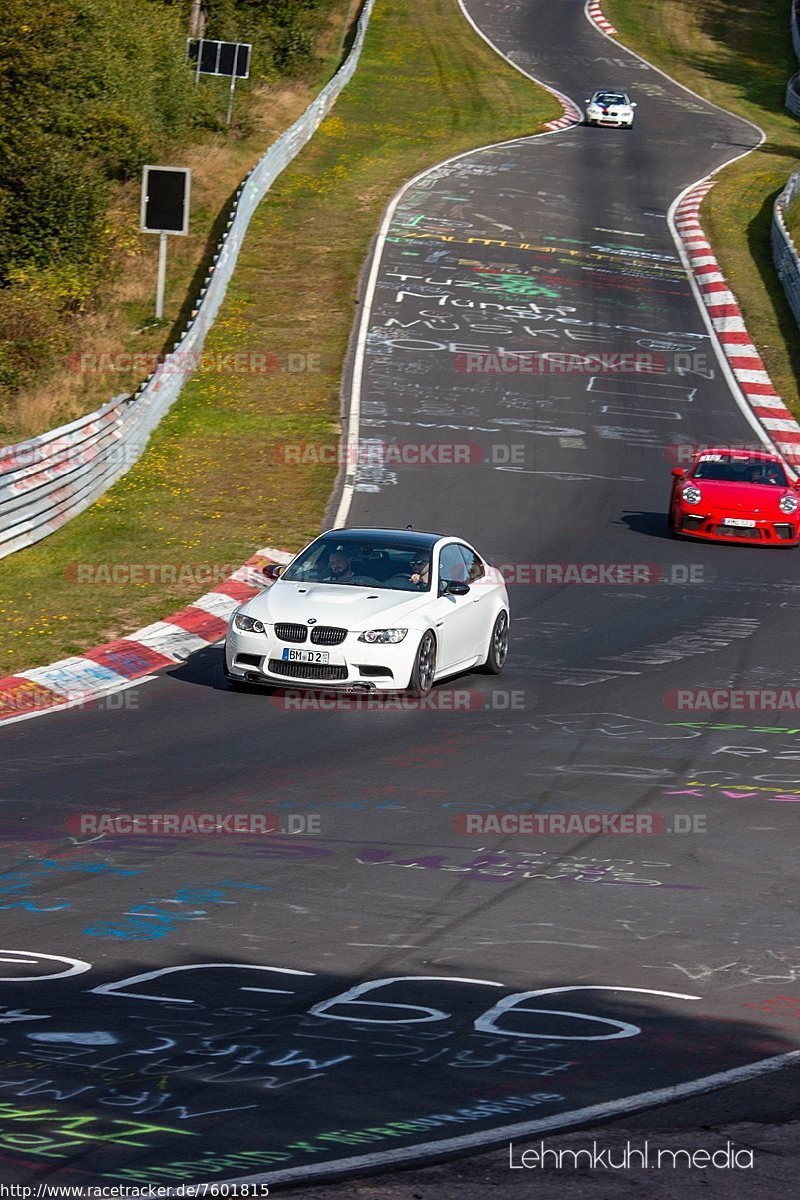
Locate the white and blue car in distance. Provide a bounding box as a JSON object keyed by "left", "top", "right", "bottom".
{"left": 224, "top": 528, "right": 510, "bottom": 697}
{"left": 584, "top": 89, "right": 637, "bottom": 127}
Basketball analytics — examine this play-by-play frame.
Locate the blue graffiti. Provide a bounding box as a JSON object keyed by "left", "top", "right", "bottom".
{"left": 83, "top": 879, "right": 273, "bottom": 941}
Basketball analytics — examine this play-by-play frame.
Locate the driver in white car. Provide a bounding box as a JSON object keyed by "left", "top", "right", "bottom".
{"left": 325, "top": 548, "right": 355, "bottom": 582}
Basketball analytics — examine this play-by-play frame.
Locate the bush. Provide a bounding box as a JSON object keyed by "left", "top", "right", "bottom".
{"left": 0, "top": 283, "right": 68, "bottom": 391}
{"left": 205, "top": 0, "right": 342, "bottom": 79}
{"left": 273, "top": 27, "right": 315, "bottom": 72}
{"left": 0, "top": 141, "right": 109, "bottom": 274}
{"left": 0, "top": 0, "right": 344, "bottom": 423}
{"left": 0, "top": 0, "right": 196, "bottom": 281}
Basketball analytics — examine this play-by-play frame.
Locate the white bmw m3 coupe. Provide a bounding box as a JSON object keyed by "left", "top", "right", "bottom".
{"left": 224, "top": 528, "right": 510, "bottom": 697}
{"left": 585, "top": 89, "right": 636, "bottom": 128}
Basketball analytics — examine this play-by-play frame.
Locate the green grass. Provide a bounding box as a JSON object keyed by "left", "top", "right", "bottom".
{"left": 0, "top": 0, "right": 559, "bottom": 675}
{"left": 604, "top": 0, "right": 800, "bottom": 420}
{"left": 784, "top": 187, "right": 800, "bottom": 247}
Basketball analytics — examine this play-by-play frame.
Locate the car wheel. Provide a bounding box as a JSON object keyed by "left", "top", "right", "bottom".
{"left": 482, "top": 610, "right": 509, "bottom": 675}
{"left": 407, "top": 631, "right": 436, "bottom": 698}
{"left": 667, "top": 504, "right": 682, "bottom": 537}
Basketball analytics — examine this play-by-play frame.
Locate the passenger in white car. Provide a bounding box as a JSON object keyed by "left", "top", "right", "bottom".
{"left": 409, "top": 558, "right": 430, "bottom": 589}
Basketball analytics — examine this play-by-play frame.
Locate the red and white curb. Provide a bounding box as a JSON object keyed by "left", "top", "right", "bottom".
{"left": 673, "top": 181, "right": 800, "bottom": 465}
{"left": 545, "top": 90, "right": 583, "bottom": 131}
{"left": 0, "top": 547, "right": 292, "bottom": 724}
{"left": 586, "top": 0, "right": 618, "bottom": 37}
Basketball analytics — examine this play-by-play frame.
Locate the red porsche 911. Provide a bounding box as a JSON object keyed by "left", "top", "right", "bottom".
{"left": 669, "top": 448, "right": 800, "bottom": 546}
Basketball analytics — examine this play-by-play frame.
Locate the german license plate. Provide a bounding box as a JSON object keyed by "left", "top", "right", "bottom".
{"left": 723, "top": 518, "right": 756, "bottom": 528}
{"left": 282, "top": 648, "right": 330, "bottom": 664}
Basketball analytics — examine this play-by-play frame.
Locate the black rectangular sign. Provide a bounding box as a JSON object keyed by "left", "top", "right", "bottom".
{"left": 140, "top": 166, "right": 191, "bottom": 235}
{"left": 187, "top": 39, "right": 251, "bottom": 79}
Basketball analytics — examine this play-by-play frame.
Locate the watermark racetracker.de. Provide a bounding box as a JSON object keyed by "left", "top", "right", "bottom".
{"left": 64, "top": 562, "right": 267, "bottom": 586}
{"left": 67, "top": 812, "right": 322, "bottom": 836}
{"left": 454, "top": 350, "right": 667, "bottom": 374}
{"left": 270, "top": 441, "right": 525, "bottom": 466}
{"left": 453, "top": 813, "right": 708, "bottom": 835}
{"left": 664, "top": 440, "right": 800, "bottom": 468}
{"left": 665, "top": 688, "right": 800, "bottom": 712}
{"left": 269, "top": 688, "right": 530, "bottom": 712}
{"left": 485, "top": 563, "right": 711, "bottom": 586}
{"left": 65, "top": 350, "right": 324, "bottom": 376}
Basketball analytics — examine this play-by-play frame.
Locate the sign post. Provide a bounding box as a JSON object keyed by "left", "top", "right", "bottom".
{"left": 155, "top": 232, "right": 168, "bottom": 319}
{"left": 226, "top": 67, "right": 237, "bottom": 128}
{"left": 140, "top": 166, "right": 191, "bottom": 320}
{"left": 187, "top": 38, "right": 252, "bottom": 126}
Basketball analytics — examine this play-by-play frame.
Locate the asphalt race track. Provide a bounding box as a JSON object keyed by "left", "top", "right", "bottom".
{"left": 1, "top": 0, "right": 799, "bottom": 1189}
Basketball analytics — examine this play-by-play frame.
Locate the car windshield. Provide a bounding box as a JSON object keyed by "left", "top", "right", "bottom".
{"left": 692, "top": 457, "right": 788, "bottom": 486}
{"left": 595, "top": 92, "right": 626, "bottom": 105}
{"left": 281, "top": 539, "right": 433, "bottom": 591}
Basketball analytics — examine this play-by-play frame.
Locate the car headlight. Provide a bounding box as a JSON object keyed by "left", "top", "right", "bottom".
{"left": 234, "top": 612, "right": 266, "bottom": 634}
{"left": 357, "top": 628, "right": 408, "bottom": 644}
{"left": 682, "top": 485, "right": 702, "bottom": 505}
{"left": 779, "top": 493, "right": 799, "bottom": 514}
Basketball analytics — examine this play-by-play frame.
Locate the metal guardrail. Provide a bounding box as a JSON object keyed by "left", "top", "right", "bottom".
{"left": 772, "top": 169, "right": 800, "bottom": 327}
{"left": 787, "top": 2, "right": 800, "bottom": 114}
{"left": 771, "top": 9, "right": 800, "bottom": 329}
{"left": 787, "top": 72, "right": 800, "bottom": 117}
{"left": 0, "top": 0, "right": 375, "bottom": 560}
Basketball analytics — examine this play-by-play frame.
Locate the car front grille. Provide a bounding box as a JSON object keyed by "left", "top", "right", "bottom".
{"left": 710, "top": 525, "right": 763, "bottom": 539}
{"left": 310, "top": 626, "right": 347, "bottom": 646}
{"left": 274, "top": 623, "right": 308, "bottom": 643}
{"left": 268, "top": 659, "right": 349, "bottom": 681}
